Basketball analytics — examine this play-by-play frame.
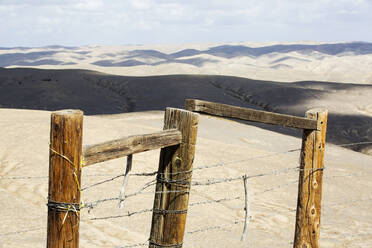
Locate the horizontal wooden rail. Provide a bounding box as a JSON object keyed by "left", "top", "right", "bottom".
{"left": 82, "top": 129, "right": 182, "bottom": 167}
{"left": 185, "top": 99, "right": 318, "bottom": 130}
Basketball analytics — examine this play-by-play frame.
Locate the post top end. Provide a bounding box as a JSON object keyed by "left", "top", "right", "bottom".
{"left": 305, "top": 108, "right": 328, "bottom": 115}
{"left": 52, "top": 109, "right": 83, "bottom": 116}
{"left": 165, "top": 107, "right": 199, "bottom": 117}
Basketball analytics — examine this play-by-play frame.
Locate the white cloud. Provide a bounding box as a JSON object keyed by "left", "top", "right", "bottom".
{"left": 0, "top": 0, "right": 371, "bottom": 46}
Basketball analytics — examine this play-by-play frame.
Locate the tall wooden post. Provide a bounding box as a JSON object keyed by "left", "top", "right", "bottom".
{"left": 149, "top": 108, "right": 199, "bottom": 248}
{"left": 47, "top": 110, "right": 83, "bottom": 248}
{"left": 294, "top": 109, "right": 328, "bottom": 248}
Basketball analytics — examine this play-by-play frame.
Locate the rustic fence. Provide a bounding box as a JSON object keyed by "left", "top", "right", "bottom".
{"left": 45, "top": 99, "right": 328, "bottom": 248}
{"left": 3, "top": 100, "right": 372, "bottom": 247}
{"left": 46, "top": 107, "right": 199, "bottom": 248}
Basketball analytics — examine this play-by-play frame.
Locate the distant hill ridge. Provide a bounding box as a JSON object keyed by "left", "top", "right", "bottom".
{"left": 1, "top": 42, "right": 372, "bottom": 68}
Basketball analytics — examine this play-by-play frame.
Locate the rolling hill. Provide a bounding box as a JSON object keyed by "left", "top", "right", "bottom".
{"left": 0, "top": 67, "right": 371, "bottom": 154}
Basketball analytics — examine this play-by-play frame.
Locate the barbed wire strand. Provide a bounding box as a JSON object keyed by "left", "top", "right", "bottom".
{"left": 1, "top": 140, "right": 371, "bottom": 246}
{"left": 0, "top": 227, "right": 44, "bottom": 236}
{"left": 85, "top": 163, "right": 324, "bottom": 212}
{"left": 192, "top": 166, "right": 300, "bottom": 187}
{"left": 84, "top": 164, "right": 302, "bottom": 212}
{"left": 88, "top": 196, "right": 242, "bottom": 221}
{"left": 338, "top": 141, "right": 372, "bottom": 147}
{"left": 189, "top": 196, "right": 241, "bottom": 207}
{"left": 119, "top": 240, "right": 149, "bottom": 248}
{"left": 81, "top": 149, "right": 300, "bottom": 191}
{"left": 193, "top": 148, "right": 301, "bottom": 172}
{"left": 84, "top": 179, "right": 157, "bottom": 210}
{"left": 187, "top": 220, "right": 245, "bottom": 235}
{"left": 90, "top": 208, "right": 154, "bottom": 220}
{"left": 2, "top": 140, "right": 371, "bottom": 181}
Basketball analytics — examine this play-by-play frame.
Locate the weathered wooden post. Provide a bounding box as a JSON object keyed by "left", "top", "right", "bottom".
{"left": 294, "top": 109, "right": 328, "bottom": 248}
{"left": 47, "top": 110, "right": 83, "bottom": 248}
{"left": 149, "top": 108, "right": 199, "bottom": 248}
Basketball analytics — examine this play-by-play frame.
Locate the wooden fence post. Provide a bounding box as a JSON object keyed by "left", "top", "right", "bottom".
{"left": 294, "top": 109, "right": 328, "bottom": 248}
{"left": 149, "top": 108, "right": 199, "bottom": 248}
{"left": 47, "top": 110, "right": 83, "bottom": 248}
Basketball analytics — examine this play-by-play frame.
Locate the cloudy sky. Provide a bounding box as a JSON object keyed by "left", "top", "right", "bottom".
{"left": 0, "top": 0, "right": 371, "bottom": 47}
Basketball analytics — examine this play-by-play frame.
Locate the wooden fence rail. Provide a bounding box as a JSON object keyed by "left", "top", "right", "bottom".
{"left": 82, "top": 129, "right": 182, "bottom": 167}
{"left": 185, "top": 99, "right": 318, "bottom": 130}
{"left": 185, "top": 99, "right": 327, "bottom": 248}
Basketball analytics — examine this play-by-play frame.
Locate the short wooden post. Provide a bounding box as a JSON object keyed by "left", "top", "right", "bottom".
{"left": 47, "top": 110, "right": 83, "bottom": 248}
{"left": 149, "top": 108, "right": 199, "bottom": 248}
{"left": 294, "top": 109, "right": 328, "bottom": 248}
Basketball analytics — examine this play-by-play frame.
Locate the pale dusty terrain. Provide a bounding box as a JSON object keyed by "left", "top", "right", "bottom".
{"left": 2, "top": 42, "right": 372, "bottom": 84}
{"left": 0, "top": 109, "right": 371, "bottom": 247}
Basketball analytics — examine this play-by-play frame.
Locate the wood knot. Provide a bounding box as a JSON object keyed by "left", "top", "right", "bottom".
{"left": 311, "top": 206, "right": 316, "bottom": 215}
{"left": 313, "top": 180, "right": 318, "bottom": 188}
{"left": 173, "top": 156, "right": 182, "bottom": 168}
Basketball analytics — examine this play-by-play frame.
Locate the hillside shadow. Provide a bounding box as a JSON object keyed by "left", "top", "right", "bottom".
{"left": 0, "top": 68, "right": 371, "bottom": 154}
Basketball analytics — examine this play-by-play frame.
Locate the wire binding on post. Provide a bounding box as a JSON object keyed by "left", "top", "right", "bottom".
{"left": 47, "top": 200, "right": 81, "bottom": 212}
{"left": 153, "top": 208, "right": 188, "bottom": 215}
{"left": 148, "top": 240, "right": 183, "bottom": 248}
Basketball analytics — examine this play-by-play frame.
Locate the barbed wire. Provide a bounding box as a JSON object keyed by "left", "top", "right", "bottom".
{"left": 189, "top": 196, "right": 241, "bottom": 207}
{"left": 0, "top": 226, "right": 44, "bottom": 236}
{"left": 1, "top": 140, "right": 371, "bottom": 181}
{"left": 324, "top": 197, "right": 372, "bottom": 209}
{"left": 84, "top": 179, "right": 157, "bottom": 210}
{"left": 82, "top": 174, "right": 125, "bottom": 191}
{"left": 0, "top": 175, "right": 47, "bottom": 180}
{"left": 115, "top": 220, "right": 245, "bottom": 247}
{"left": 118, "top": 240, "right": 149, "bottom": 248}
{"left": 2, "top": 139, "right": 371, "bottom": 246}
{"left": 79, "top": 148, "right": 300, "bottom": 192}
{"left": 0, "top": 147, "right": 300, "bottom": 182}
{"left": 88, "top": 196, "right": 243, "bottom": 221}
{"left": 89, "top": 208, "right": 154, "bottom": 220}
{"left": 193, "top": 148, "right": 301, "bottom": 172}
{"left": 84, "top": 164, "right": 301, "bottom": 213}
{"left": 87, "top": 173, "right": 302, "bottom": 221}
{"left": 187, "top": 220, "right": 245, "bottom": 235}
{"left": 337, "top": 141, "right": 372, "bottom": 147}
{"left": 0, "top": 172, "right": 157, "bottom": 181}
{"left": 192, "top": 166, "right": 300, "bottom": 187}
{"left": 84, "top": 163, "right": 328, "bottom": 215}
{"left": 254, "top": 179, "right": 299, "bottom": 196}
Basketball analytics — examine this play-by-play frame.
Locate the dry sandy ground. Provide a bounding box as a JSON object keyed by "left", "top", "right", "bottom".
{"left": 0, "top": 109, "right": 371, "bottom": 247}
{"left": 3, "top": 42, "right": 372, "bottom": 84}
